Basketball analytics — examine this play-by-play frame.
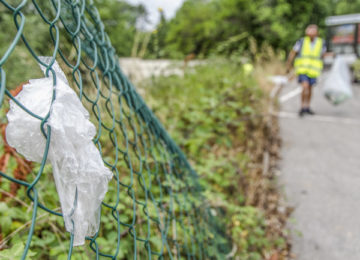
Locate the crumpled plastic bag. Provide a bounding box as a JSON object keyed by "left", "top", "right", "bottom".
{"left": 323, "top": 56, "right": 353, "bottom": 105}
{"left": 6, "top": 56, "right": 113, "bottom": 246}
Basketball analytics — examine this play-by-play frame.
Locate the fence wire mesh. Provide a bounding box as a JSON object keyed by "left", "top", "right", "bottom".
{"left": 0, "top": 0, "right": 230, "bottom": 259}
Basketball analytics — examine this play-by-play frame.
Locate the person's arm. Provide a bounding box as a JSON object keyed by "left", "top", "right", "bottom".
{"left": 321, "top": 41, "right": 334, "bottom": 59}
{"left": 286, "top": 50, "right": 298, "bottom": 73}
{"left": 286, "top": 40, "right": 301, "bottom": 73}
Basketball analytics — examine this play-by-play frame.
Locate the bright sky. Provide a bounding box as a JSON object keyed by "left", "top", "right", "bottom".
{"left": 126, "top": 0, "right": 185, "bottom": 29}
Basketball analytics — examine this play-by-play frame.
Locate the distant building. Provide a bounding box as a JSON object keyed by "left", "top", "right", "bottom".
{"left": 325, "top": 13, "right": 360, "bottom": 64}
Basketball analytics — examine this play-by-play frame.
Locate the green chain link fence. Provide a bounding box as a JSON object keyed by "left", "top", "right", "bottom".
{"left": 0, "top": 0, "right": 230, "bottom": 259}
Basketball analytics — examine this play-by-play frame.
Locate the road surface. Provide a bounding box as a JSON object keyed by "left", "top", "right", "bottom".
{"left": 279, "top": 75, "right": 360, "bottom": 260}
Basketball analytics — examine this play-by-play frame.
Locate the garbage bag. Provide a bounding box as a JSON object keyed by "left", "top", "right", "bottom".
{"left": 268, "top": 75, "right": 289, "bottom": 86}
{"left": 6, "top": 56, "right": 113, "bottom": 246}
{"left": 323, "top": 56, "right": 353, "bottom": 105}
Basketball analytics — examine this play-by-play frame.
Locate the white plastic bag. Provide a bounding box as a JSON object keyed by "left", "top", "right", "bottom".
{"left": 6, "top": 57, "right": 113, "bottom": 246}
{"left": 323, "top": 56, "right": 353, "bottom": 105}
{"left": 268, "top": 75, "right": 289, "bottom": 86}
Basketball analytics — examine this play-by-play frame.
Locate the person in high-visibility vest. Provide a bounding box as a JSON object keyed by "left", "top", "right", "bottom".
{"left": 286, "top": 24, "right": 327, "bottom": 117}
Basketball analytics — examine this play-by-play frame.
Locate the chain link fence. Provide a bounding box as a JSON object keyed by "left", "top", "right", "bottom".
{"left": 0, "top": 0, "right": 229, "bottom": 259}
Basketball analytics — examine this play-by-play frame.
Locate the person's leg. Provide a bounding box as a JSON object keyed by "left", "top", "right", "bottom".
{"left": 308, "top": 84, "right": 312, "bottom": 104}
{"left": 299, "top": 80, "right": 310, "bottom": 116}
{"left": 306, "top": 84, "right": 314, "bottom": 114}
{"left": 305, "top": 77, "right": 317, "bottom": 115}
{"left": 305, "top": 81, "right": 312, "bottom": 108}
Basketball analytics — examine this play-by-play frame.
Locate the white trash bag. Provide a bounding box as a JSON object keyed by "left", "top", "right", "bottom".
{"left": 268, "top": 75, "right": 289, "bottom": 86}
{"left": 323, "top": 56, "right": 353, "bottom": 105}
{"left": 6, "top": 56, "right": 113, "bottom": 246}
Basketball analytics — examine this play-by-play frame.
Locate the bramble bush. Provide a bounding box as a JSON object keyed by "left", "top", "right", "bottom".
{"left": 143, "top": 59, "right": 287, "bottom": 259}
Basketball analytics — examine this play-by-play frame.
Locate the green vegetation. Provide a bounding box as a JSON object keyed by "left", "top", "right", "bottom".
{"left": 93, "top": 0, "right": 147, "bottom": 57}
{"left": 2, "top": 0, "right": 357, "bottom": 258}
{"left": 3, "top": 0, "right": 360, "bottom": 67}
{"left": 0, "top": 58, "right": 287, "bottom": 259}
{"left": 143, "top": 60, "right": 288, "bottom": 258}
{"left": 352, "top": 59, "right": 360, "bottom": 82}
{"left": 0, "top": 0, "right": 147, "bottom": 88}
{"left": 156, "top": 0, "right": 360, "bottom": 58}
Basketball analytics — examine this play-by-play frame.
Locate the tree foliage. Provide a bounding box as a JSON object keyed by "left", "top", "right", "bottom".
{"left": 161, "top": 0, "right": 360, "bottom": 58}
{"left": 93, "top": 0, "right": 147, "bottom": 56}
{"left": 0, "top": 0, "right": 146, "bottom": 88}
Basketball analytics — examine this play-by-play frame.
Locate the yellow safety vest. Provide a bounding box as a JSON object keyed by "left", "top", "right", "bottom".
{"left": 294, "top": 36, "right": 323, "bottom": 78}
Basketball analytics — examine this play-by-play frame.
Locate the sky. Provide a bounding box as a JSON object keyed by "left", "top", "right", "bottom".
{"left": 126, "top": 0, "right": 185, "bottom": 29}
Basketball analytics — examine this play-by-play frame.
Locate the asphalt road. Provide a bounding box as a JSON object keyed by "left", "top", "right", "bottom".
{"left": 279, "top": 74, "right": 360, "bottom": 260}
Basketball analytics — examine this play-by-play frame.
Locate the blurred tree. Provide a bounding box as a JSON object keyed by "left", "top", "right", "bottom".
{"left": 94, "top": 0, "right": 148, "bottom": 56}
{"left": 267, "top": 0, "right": 333, "bottom": 50}
{"left": 164, "top": 0, "right": 220, "bottom": 58}
{"left": 146, "top": 8, "right": 169, "bottom": 58}
{"left": 0, "top": 3, "right": 51, "bottom": 88}
{"left": 0, "top": 0, "right": 148, "bottom": 88}
{"left": 160, "top": 0, "right": 359, "bottom": 58}
{"left": 333, "top": 0, "right": 360, "bottom": 15}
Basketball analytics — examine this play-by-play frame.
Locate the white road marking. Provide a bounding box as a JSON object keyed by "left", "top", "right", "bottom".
{"left": 278, "top": 111, "right": 360, "bottom": 125}
{"left": 279, "top": 87, "right": 302, "bottom": 103}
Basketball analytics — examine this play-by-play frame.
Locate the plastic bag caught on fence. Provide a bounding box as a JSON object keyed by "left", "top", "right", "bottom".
{"left": 6, "top": 57, "right": 113, "bottom": 246}
{"left": 323, "top": 56, "right": 353, "bottom": 105}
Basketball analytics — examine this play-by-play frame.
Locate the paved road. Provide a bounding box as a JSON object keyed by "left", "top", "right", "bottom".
{"left": 279, "top": 74, "right": 360, "bottom": 260}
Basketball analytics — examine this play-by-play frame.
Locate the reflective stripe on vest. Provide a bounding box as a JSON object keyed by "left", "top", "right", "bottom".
{"left": 294, "top": 36, "right": 323, "bottom": 78}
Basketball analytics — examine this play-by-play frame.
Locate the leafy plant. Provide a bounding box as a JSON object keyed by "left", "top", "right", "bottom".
{"left": 142, "top": 59, "right": 287, "bottom": 258}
